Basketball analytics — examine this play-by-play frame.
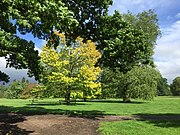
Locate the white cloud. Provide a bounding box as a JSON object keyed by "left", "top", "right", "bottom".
{"left": 154, "top": 21, "right": 180, "bottom": 83}
{"left": 109, "top": 0, "right": 167, "bottom": 14}
{"left": 0, "top": 57, "right": 36, "bottom": 83}
{"left": 175, "top": 13, "right": 180, "bottom": 18}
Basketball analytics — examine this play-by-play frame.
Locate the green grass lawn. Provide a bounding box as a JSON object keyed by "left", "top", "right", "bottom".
{"left": 0, "top": 96, "right": 179, "bottom": 135}
{"left": 99, "top": 119, "right": 180, "bottom": 135}
{"left": 0, "top": 96, "right": 179, "bottom": 115}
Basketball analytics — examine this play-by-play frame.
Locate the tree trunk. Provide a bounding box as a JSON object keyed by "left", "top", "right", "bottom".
{"left": 122, "top": 87, "right": 131, "bottom": 103}
{"left": 65, "top": 86, "right": 71, "bottom": 105}
{"left": 123, "top": 94, "right": 131, "bottom": 103}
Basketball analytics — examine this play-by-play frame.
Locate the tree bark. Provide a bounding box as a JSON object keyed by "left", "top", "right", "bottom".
{"left": 65, "top": 86, "right": 71, "bottom": 105}
{"left": 123, "top": 94, "right": 131, "bottom": 103}
{"left": 122, "top": 86, "right": 131, "bottom": 103}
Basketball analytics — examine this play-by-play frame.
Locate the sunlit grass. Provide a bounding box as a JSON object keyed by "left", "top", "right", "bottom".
{"left": 99, "top": 119, "right": 180, "bottom": 135}
{"left": 0, "top": 97, "right": 179, "bottom": 115}
{"left": 0, "top": 97, "right": 179, "bottom": 135}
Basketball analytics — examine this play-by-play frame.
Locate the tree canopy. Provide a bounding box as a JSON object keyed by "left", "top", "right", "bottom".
{"left": 40, "top": 33, "right": 102, "bottom": 104}
{"left": 122, "top": 9, "right": 161, "bottom": 47}
{"left": 0, "top": 0, "right": 78, "bottom": 82}
{"left": 97, "top": 11, "right": 155, "bottom": 73}
{"left": 157, "top": 77, "right": 171, "bottom": 96}
{"left": 61, "top": 0, "right": 113, "bottom": 42}
{"left": 120, "top": 66, "right": 161, "bottom": 102}
{"left": 170, "top": 76, "right": 180, "bottom": 96}
{"left": 101, "top": 66, "right": 161, "bottom": 102}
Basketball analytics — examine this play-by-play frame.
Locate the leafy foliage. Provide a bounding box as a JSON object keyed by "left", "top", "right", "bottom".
{"left": 61, "top": 0, "right": 113, "bottom": 42}
{"left": 170, "top": 76, "right": 180, "bottom": 96}
{"left": 157, "top": 77, "right": 171, "bottom": 96}
{"left": 97, "top": 11, "right": 155, "bottom": 72}
{"left": 122, "top": 9, "right": 161, "bottom": 46}
{"left": 100, "top": 68, "right": 122, "bottom": 98}
{"left": 96, "top": 10, "right": 161, "bottom": 102}
{"left": 0, "top": 0, "right": 78, "bottom": 82}
{"left": 0, "top": 77, "right": 37, "bottom": 99}
{"left": 20, "top": 83, "right": 38, "bottom": 99}
{"left": 101, "top": 66, "right": 161, "bottom": 102}
{"left": 40, "top": 33, "right": 102, "bottom": 104}
{"left": 0, "top": 71, "right": 10, "bottom": 83}
{"left": 0, "top": 85, "right": 8, "bottom": 98}
{"left": 120, "top": 66, "right": 161, "bottom": 102}
{"left": 5, "top": 80, "right": 25, "bottom": 99}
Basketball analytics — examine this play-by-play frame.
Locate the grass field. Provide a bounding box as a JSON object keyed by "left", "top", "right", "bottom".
{"left": 0, "top": 96, "right": 180, "bottom": 134}
{"left": 99, "top": 119, "right": 180, "bottom": 135}
{"left": 0, "top": 96, "right": 179, "bottom": 115}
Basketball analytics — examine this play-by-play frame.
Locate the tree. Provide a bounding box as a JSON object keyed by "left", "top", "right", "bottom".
{"left": 0, "top": 85, "right": 8, "bottom": 98}
{"left": 0, "top": 0, "right": 78, "bottom": 82}
{"left": 97, "top": 11, "right": 154, "bottom": 73}
{"left": 122, "top": 10, "right": 161, "bottom": 47}
{"left": 170, "top": 77, "right": 180, "bottom": 96}
{"left": 95, "top": 10, "right": 161, "bottom": 102}
{"left": 40, "top": 33, "right": 102, "bottom": 104}
{"left": 100, "top": 68, "right": 122, "bottom": 98}
{"left": 6, "top": 80, "right": 24, "bottom": 99}
{"left": 20, "top": 83, "right": 38, "bottom": 99}
{"left": 0, "top": 71, "right": 9, "bottom": 84}
{"left": 100, "top": 66, "right": 161, "bottom": 102}
{"left": 61, "top": 0, "right": 113, "bottom": 42}
{"left": 157, "top": 77, "right": 171, "bottom": 96}
{"left": 120, "top": 66, "right": 161, "bottom": 102}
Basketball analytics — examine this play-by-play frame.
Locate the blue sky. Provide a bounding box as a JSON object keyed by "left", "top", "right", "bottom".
{"left": 0, "top": 0, "right": 180, "bottom": 84}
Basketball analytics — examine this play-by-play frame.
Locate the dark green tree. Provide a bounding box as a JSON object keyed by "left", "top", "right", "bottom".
{"left": 6, "top": 80, "right": 24, "bottom": 99}
{"left": 120, "top": 66, "right": 161, "bottom": 102}
{"left": 0, "top": 85, "right": 8, "bottom": 98}
{"left": 170, "top": 77, "right": 180, "bottom": 96}
{"left": 97, "top": 11, "right": 154, "bottom": 73}
{"left": 0, "top": 71, "right": 10, "bottom": 83}
{"left": 157, "top": 77, "right": 171, "bottom": 96}
{"left": 96, "top": 10, "right": 160, "bottom": 102}
{"left": 122, "top": 9, "right": 161, "bottom": 47}
{"left": 0, "top": 0, "right": 78, "bottom": 82}
{"left": 61, "top": 0, "right": 113, "bottom": 42}
{"left": 100, "top": 68, "right": 122, "bottom": 98}
{"left": 101, "top": 66, "right": 161, "bottom": 102}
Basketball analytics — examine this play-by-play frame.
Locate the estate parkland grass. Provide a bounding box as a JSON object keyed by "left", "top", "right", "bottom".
{"left": 0, "top": 96, "right": 179, "bottom": 135}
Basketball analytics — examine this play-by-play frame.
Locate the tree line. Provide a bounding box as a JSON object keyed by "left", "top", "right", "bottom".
{"left": 1, "top": 76, "right": 179, "bottom": 100}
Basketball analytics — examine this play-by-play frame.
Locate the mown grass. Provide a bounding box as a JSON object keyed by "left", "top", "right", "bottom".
{"left": 0, "top": 96, "right": 179, "bottom": 134}
{"left": 99, "top": 119, "right": 180, "bottom": 135}
{"left": 0, "top": 96, "right": 179, "bottom": 115}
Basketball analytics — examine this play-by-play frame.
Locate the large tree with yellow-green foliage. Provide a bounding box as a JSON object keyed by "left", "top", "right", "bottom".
{"left": 40, "top": 33, "right": 102, "bottom": 104}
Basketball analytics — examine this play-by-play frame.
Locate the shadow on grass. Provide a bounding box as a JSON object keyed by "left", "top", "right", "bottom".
{"left": 0, "top": 113, "right": 34, "bottom": 135}
{"left": 0, "top": 105, "right": 105, "bottom": 119}
{"left": 76, "top": 99, "right": 145, "bottom": 104}
{"left": 26, "top": 102, "right": 87, "bottom": 106}
{"left": 25, "top": 99, "right": 144, "bottom": 106}
{"left": 134, "top": 113, "right": 180, "bottom": 128}
{"left": 0, "top": 104, "right": 105, "bottom": 134}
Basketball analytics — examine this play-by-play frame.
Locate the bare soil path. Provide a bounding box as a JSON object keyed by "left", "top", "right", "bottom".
{"left": 0, "top": 113, "right": 179, "bottom": 135}
{"left": 0, "top": 113, "right": 133, "bottom": 135}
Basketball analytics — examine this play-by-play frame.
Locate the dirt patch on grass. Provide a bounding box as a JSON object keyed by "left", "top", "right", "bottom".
{"left": 0, "top": 113, "right": 133, "bottom": 135}
{"left": 1, "top": 113, "right": 179, "bottom": 135}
